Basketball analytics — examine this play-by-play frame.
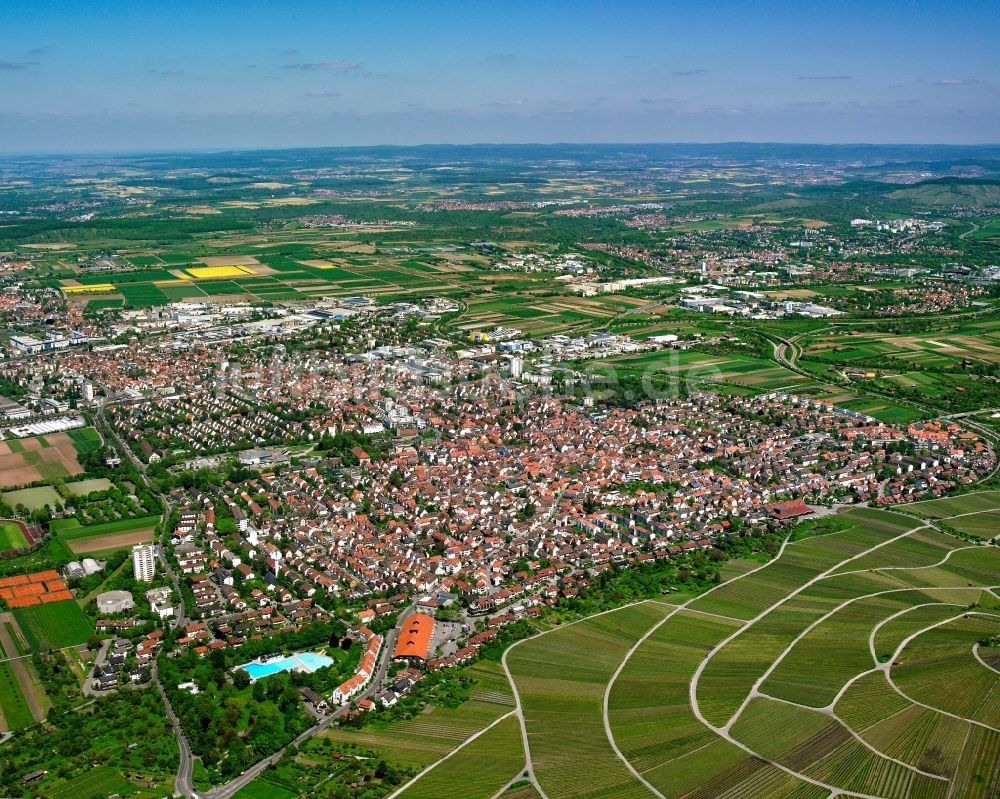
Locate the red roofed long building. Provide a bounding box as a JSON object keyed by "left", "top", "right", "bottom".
{"left": 393, "top": 612, "right": 436, "bottom": 663}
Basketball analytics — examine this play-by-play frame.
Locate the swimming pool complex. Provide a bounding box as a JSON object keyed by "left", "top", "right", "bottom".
{"left": 238, "top": 651, "right": 334, "bottom": 680}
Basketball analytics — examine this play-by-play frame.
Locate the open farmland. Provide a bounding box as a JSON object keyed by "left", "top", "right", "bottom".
{"left": 457, "top": 293, "right": 640, "bottom": 336}
{"left": 392, "top": 715, "right": 525, "bottom": 799}
{"left": 578, "top": 349, "right": 809, "bottom": 393}
{"left": 65, "top": 427, "right": 103, "bottom": 454}
{"left": 56, "top": 248, "right": 560, "bottom": 309}
{"left": 907, "top": 489, "right": 1000, "bottom": 516}
{"left": 12, "top": 599, "right": 94, "bottom": 650}
{"left": 392, "top": 500, "right": 1000, "bottom": 799}
{"left": 0, "top": 659, "right": 34, "bottom": 731}
{"left": 66, "top": 528, "right": 155, "bottom": 555}
{"left": 49, "top": 515, "right": 160, "bottom": 555}
{"left": 803, "top": 329, "right": 1000, "bottom": 368}
{"left": 0, "top": 432, "right": 84, "bottom": 489}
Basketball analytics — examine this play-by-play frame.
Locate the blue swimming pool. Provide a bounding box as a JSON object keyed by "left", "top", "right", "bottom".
{"left": 239, "top": 651, "right": 334, "bottom": 680}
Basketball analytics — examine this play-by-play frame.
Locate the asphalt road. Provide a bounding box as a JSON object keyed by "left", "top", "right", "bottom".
{"left": 155, "top": 662, "right": 196, "bottom": 798}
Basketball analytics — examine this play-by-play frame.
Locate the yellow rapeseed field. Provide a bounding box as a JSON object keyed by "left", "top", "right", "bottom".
{"left": 185, "top": 265, "right": 254, "bottom": 279}
{"left": 61, "top": 284, "right": 115, "bottom": 293}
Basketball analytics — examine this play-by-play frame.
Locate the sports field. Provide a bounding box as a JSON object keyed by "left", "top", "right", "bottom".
{"left": 389, "top": 496, "right": 1000, "bottom": 799}
{"left": 0, "top": 520, "right": 29, "bottom": 550}
{"left": 0, "top": 569, "right": 73, "bottom": 608}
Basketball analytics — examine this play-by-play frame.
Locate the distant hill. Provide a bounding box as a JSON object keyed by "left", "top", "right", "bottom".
{"left": 885, "top": 178, "right": 1000, "bottom": 207}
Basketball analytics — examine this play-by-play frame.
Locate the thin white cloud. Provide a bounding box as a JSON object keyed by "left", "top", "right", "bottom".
{"left": 797, "top": 75, "right": 852, "bottom": 81}
{"left": 284, "top": 60, "right": 360, "bottom": 72}
{"left": 935, "top": 78, "right": 983, "bottom": 86}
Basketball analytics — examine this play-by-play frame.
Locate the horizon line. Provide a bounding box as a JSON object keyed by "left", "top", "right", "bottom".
{"left": 3, "top": 140, "right": 1000, "bottom": 159}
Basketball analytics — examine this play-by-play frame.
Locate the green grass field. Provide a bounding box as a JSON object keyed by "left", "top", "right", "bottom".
{"left": 0, "top": 660, "right": 34, "bottom": 730}
{"left": 231, "top": 775, "right": 299, "bottom": 799}
{"left": 51, "top": 514, "right": 161, "bottom": 540}
{"left": 63, "top": 478, "right": 114, "bottom": 496}
{"left": 65, "top": 426, "right": 103, "bottom": 454}
{"left": 3, "top": 485, "right": 62, "bottom": 511}
{"left": 12, "top": 600, "right": 94, "bottom": 651}
{"left": 0, "top": 521, "right": 28, "bottom": 550}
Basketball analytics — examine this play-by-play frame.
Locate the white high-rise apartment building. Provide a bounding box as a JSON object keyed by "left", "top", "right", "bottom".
{"left": 132, "top": 543, "right": 157, "bottom": 582}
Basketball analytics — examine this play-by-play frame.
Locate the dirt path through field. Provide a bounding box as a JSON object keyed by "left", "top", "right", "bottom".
{"left": 0, "top": 615, "right": 44, "bottom": 723}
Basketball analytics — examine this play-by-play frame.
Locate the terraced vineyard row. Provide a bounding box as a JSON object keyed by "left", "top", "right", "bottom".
{"left": 391, "top": 495, "right": 1000, "bottom": 799}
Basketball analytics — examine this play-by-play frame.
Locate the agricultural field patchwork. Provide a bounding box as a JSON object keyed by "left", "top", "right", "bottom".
{"left": 55, "top": 249, "right": 562, "bottom": 309}
{"left": 803, "top": 329, "right": 1000, "bottom": 367}
{"left": 0, "top": 432, "right": 85, "bottom": 490}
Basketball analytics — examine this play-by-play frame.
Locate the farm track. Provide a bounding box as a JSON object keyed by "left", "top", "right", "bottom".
{"left": 0, "top": 618, "right": 43, "bottom": 724}
{"left": 678, "top": 524, "right": 940, "bottom": 799}
{"left": 973, "top": 643, "right": 1000, "bottom": 677}
{"left": 881, "top": 610, "right": 1000, "bottom": 735}
{"left": 383, "top": 710, "right": 520, "bottom": 799}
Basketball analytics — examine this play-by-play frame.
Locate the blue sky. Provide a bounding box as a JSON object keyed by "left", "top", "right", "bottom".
{"left": 1, "top": 0, "right": 997, "bottom": 151}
